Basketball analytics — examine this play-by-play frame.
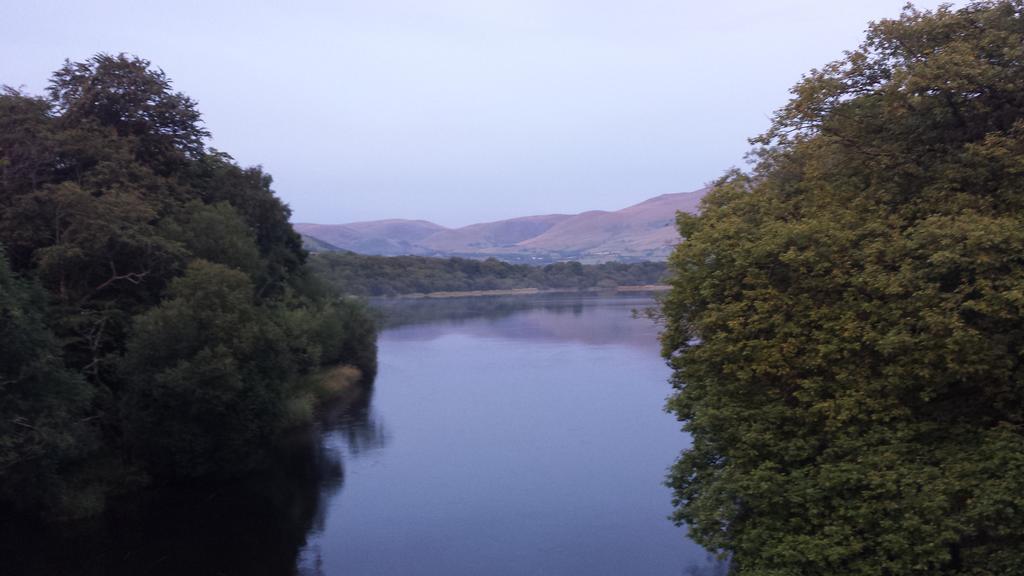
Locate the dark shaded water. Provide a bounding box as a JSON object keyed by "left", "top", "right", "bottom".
{"left": 3, "top": 294, "right": 724, "bottom": 575}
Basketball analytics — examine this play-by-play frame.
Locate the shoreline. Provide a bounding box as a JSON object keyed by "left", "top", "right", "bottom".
{"left": 283, "top": 364, "right": 366, "bottom": 429}
{"left": 389, "top": 284, "right": 670, "bottom": 300}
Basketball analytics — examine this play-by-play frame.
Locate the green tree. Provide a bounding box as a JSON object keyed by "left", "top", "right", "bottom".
{"left": 661, "top": 2, "right": 1024, "bottom": 574}
{"left": 0, "top": 53, "right": 377, "bottom": 515}
{"left": 305, "top": 251, "right": 666, "bottom": 296}
{"left": 159, "top": 200, "right": 264, "bottom": 278}
{"left": 48, "top": 53, "right": 208, "bottom": 173}
{"left": 120, "top": 261, "right": 293, "bottom": 478}
{"left": 0, "top": 89, "right": 57, "bottom": 209}
{"left": 186, "top": 154, "right": 306, "bottom": 297}
{"left": 0, "top": 248, "right": 93, "bottom": 510}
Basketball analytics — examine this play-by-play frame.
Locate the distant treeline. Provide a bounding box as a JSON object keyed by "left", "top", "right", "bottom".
{"left": 0, "top": 55, "right": 376, "bottom": 518}
{"left": 308, "top": 252, "right": 668, "bottom": 296}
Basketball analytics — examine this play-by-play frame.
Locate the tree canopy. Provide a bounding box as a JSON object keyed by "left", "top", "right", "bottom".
{"left": 48, "top": 54, "right": 208, "bottom": 172}
{"left": 661, "top": 2, "right": 1024, "bottom": 574}
{"left": 0, "top": 54, "right": 376, "bottom": 517}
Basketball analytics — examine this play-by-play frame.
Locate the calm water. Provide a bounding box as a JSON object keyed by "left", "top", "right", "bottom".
{"left": 3, "top": 294, "right": 724, "bottom": 575}
{"left": 297, "top": 294, "right": 722, "bottom": 575}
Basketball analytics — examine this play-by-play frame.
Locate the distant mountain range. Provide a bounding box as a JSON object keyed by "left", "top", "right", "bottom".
{"left": 295, "top": 187, "right": 707, "bottom": 263}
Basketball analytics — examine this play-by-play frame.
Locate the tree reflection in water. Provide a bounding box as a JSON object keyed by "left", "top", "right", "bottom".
{"left": 0, "top": 385, "right": 385, "bottom": 576}
{"left": 370, "top": 292, "right": 623, "bottom": 330}
{"left": 685, "top": 557, "right": 731, "bottom": 576}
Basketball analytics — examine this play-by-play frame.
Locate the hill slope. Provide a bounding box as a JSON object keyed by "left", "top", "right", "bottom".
{"left": 418, "top": 214, "right": 572, "bottom": 253}
{"left": 516, "top": 192, "right": 705, "bottom": 259}
{"left": 295, "top": 220, "right": 444, "bottom": 256}
{"left": 295, "top": 187, "right": 706, "bottom": 262}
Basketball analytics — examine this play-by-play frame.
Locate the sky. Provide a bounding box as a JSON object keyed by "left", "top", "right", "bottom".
{"left": 1, "top": 0, "right": 951, "bottom": 227}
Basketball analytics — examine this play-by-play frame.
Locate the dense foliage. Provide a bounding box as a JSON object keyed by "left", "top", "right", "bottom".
{"left": 0, "top": 55, "right": 376, "bottom": 516}
{"left": 309, "top": 251, "right": 667, "bottom": 296}
{"left": 661, "top": 3, "right": 1024, "bottom": 574}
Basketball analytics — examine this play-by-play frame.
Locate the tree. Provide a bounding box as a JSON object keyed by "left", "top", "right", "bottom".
{"left": 1, "top": 78, "right": 187, "bottom": 387}
{"left": 184, "top": 153, "right": 307, "bottom": 297}
{"left": 0, "top": 89, "right": 57, "bottom": 208}
{"left": 0, "top": 247, "right": 93, "bottom": 511}
{"left": 661, "top": 2, "right": 1024, "bottom": 574}
{"left": 1, "top": 55, "right": 379, "bottom": 514}
{"left": 48, "top": 53, "right": 208, "bottom": 173}
{"left": 120, "top": 261, "right": 293, "bottom": 478}
{"left": 159, "top": 200, "right": 264, "bottom": 278}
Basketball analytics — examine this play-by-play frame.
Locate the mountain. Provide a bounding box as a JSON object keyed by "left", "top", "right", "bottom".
{"left": 300, "top": 234, "right": 340, "bottom": 253}
{"left": 516, "top": 192, "right": 705, "bottom": 258}
{"left": 294, "top": 187, "right": 707, "bottom": 263}
{"left": 296, "top": 220, "right": 444, "bottom": 256}
{"left": 418, "top": 214, "right": 572, "bottom": 253}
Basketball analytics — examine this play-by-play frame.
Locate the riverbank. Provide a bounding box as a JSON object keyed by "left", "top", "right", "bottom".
{"left": 392, "top": 284, "right": 670, "bottom": 299}
{"left": 284, "top": 364, "right": 366, "bottom": 428}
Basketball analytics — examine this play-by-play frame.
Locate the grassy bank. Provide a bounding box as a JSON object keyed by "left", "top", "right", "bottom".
{"left": 283, "top": 365, "right": 367, "bottom": 428}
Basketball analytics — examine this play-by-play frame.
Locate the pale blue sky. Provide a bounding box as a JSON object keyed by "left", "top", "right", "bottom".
{"left": 2, "top": 1, "right": 949, "bottom": 226}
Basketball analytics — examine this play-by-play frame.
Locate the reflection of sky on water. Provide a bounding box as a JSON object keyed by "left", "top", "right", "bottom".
{"left": 1, "top": 294, "right": 725, "bottom": 576}
{"left": 378, "top": 294, "right": 664, "bottom": 349}
{"left": 296, "top": 294, "right": 723, "bottom": 576}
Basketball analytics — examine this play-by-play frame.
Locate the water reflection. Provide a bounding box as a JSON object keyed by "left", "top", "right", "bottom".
{"left": 293, "top": 293, "right": 719, "bottom": 576}
{"left": 4, "top": 294, "right": 719, "bottom": 575}
{"left": 372, "top": 294, "right": 550, "bottom": 330}
{"left": 369, "top": 292, "right": 655, "bottom": 329}
{"left": 0, "top": 386, "right": 385, "bottom": 576}
{"left": 376, "top": 294, "right": 662, "bottom": 349}
{"left": 686, "top": 558, "right": 732, "bottom": 576}
{"left": 320, "top": 387, "right": 389, "bottom": 457}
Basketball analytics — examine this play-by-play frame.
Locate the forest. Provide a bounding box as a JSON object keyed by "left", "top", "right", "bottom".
{"left": 661, "top": 2, "right": 1024, "bottom": 574}
{"left": 308, "top": 251, "right": 667, "bottom": 296}
{"left": 0, "top": 55, "right": 377, "bottom": 518}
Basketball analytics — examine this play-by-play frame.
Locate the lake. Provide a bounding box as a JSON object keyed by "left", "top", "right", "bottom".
{"left": 2, "top": 294, "right": 724, "bottom": 575}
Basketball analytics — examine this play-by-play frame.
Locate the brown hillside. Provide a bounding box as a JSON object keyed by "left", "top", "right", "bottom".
{"left": 295, "top": 187, "right": 707, "bottom": 261}
{"left": 419, "top": 214, "right": 571, "bottom": 252}
{"left": 514, "top": 190, "right": 706, "bottom": 258}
